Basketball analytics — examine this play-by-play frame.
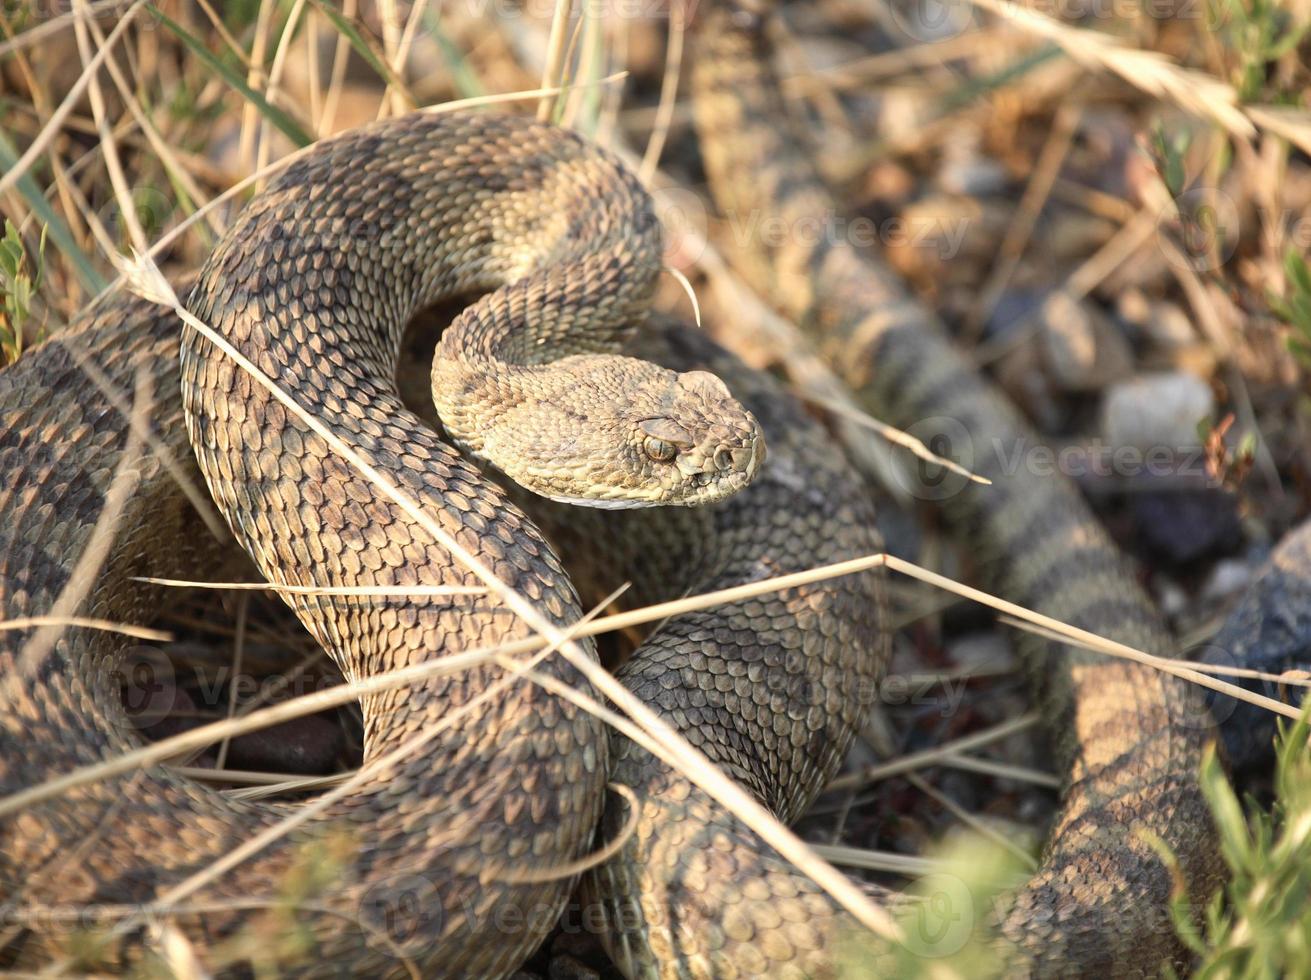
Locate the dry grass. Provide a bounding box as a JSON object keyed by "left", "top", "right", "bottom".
{"left": 1, "top": 0, "right": 1309, "bottom": 976}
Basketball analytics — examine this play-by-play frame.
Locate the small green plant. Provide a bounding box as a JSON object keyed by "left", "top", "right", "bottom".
{"left": 1162, "top": 709, "right": 1311, "bottom": 978}
{"left": 0, "top": 0, "right": 32, "bottom": 33}
{"left": 836, "top": 835, "right": 1030, "bottom": 978}
{"left": 1152, "top": 123, "right": 1195, "bottom": 199}
{"left": 1211, "top": 0, "right": 1311, "bottom": 102}
{"left": 0, "top": 219, "right": 47, "bottom": 366}
{"left": 1270, "top": 247, "right": 1311, "bottom": 373}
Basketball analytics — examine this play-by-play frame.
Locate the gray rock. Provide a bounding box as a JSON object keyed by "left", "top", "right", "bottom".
{"left": 1040, "top": 292, "right": 1133, "bottom": 391}
{"left": 1101, "top": 371, "right": 1214, "bottom": 453}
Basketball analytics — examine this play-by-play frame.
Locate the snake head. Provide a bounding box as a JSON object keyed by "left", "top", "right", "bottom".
{"left": 447, "top": 357, "right": 765, "bottom": 509}
{"left": 623, "top": 369, "right": 766, "bottom": 507}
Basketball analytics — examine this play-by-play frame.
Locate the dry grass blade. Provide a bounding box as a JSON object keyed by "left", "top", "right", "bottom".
{"left": 971, "top": 102, "right": 1083, "bottom": 331}
{"left": 546, "top": 553, "right": 889, "bottom": 636}
{"left": 833, "top": 714, "right": 1040, "bottom": 791}
{"left": 500, "top": 783, "right": 641, "bottom": 884}
{"left": 212, "top": 593, "right": 249, "bottom": 772}
{"left": 805, "top": 394, "right": 992, "bottom": 486}
{"left": 260, "top": 0, "right": 312, "bottom": 180}
{"left": 934, "top": 754, "right": 1061, "bottom": 788}
{"left": 0, "top": 616, "right": 170, "bottom": 641}
{"left": 134, "top": 575, "right": 487, "bottom": 598}
{"left": 0, "top": 0, "right": 145, "bottom": 199}
{"left": 166, "top": 765, "right": 341, "bottom": 787}
{"left": 72, "top": 0, "right": 148, "bottom": 254}
{"left": 905, "top": 771, "right": 1037, "bottom": 870}
{"left": 553, "top": 8, "right": 592, "bottom": 130}
{"left": 781, "top": 32, "right": 996, "bottom": 97}
{"left": 1244, "top": 105, "right": 1311, "bottom": 156}
{"left": 191, "top": 0, "right": 251, "bottom": 68}
{"left": 225, "top": 773, "right": 347, "bottom": 800}
{"left": 809, "top": 843, "right": 945, "bottom": 876}
{"left": 664, "top": 265, "right": 703, "bottom": 327}
{"left": 0, "top": 0, "right": 129, "bottom": 58}
{"left": 1001, "top": 613, "right": 1311, "bottom": 686}
{"left": 881, "top": 554, "right": 1304, "bottom": 720}
{"left": 639, "top": 2, "right": 686, "bottom": 185}
{"left": 537, "top": 0, "right": 575, "bottom": 122}
{"left": 964, "top": 0, "right": 1254, "bottom": 139}
{"left": 238, "top": 0, "right": 279, "bottom": 169}
{"left": 392, "top": 0, "right": 433, "bottom": 103}
{"left": 0, "top": 553, "right": 890, "bottom": 818}
{"left": 152, "top": 921, "right": 212, "bottom": 980}
{"left": 318, "top": 0, "right": 358, "bottom": 136}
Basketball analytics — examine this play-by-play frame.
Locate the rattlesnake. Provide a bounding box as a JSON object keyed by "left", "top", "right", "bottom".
{"left": 2, "top": 5, "right": 1296, "bottom": 976}
{"left": 0, "top": 110, "right": 884, "bottom": 977}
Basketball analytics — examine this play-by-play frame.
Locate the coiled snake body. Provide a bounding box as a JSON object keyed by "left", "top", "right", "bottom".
{"left": 0, "top": 110, "right": 885, "bottom": 976}
{"left": 0, "top": 5, "right": 1288, "bottom": 976}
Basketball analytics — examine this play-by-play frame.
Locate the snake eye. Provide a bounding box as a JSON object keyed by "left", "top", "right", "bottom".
{"left": 643, "top": 436, "right": 678, "bottom": 464}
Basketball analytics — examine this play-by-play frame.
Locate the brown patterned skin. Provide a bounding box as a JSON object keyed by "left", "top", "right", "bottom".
{"left": 690, "top": 4, "right": 1223, "bottom": 976}
{"left": 0, "top": 109, "right": 885, "bottom": 977}
{"left": 565, "top": 323, "right": 887, "bottom": 979}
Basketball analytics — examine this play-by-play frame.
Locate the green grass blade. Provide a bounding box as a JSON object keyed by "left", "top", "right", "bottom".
{"left": 0, "top": 129, "right": 104, "bottom": 295}
{"left": 147, "top": 4, "right": 312, "bottom": 148}
{"left": 423, "top": 8, "right": 484, "bottom": 99}
{"left": 311, "top": 1, "right": 409, "bottom": 97}
{"left": 940, "top": 45, "right": 1063, "bottom": 113}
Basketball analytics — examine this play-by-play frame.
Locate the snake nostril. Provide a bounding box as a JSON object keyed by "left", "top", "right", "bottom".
{"left": 714, "top": 448, "right": 734, "bottom": 471}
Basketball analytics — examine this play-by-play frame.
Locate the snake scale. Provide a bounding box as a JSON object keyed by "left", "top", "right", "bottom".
{"left": 0, "top": 1, "right": 1291, "bottom": 976}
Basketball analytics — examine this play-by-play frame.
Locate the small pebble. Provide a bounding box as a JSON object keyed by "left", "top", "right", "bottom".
{"left": 1142, "top": 301, "right": 1197, "bottom": 349}
{"left": 1040, "top": 292, "right": 1133, "bottom": 391}
{"left": 1132, "top": 486, "right": 1243, "bottom": 567}
{"left": 1101, "top": 371, "right": 1214, "bottom": 453}
{"left": 1201, "top": 558, "right": 1255, "bottom": 603}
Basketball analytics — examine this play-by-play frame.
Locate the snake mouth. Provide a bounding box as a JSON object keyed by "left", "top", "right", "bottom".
{"left": 730, "top": 431, "right": 766, "bottom": 483}
{"left": 698, "top": 445, "right": 761, "bottom": 484}
{"left": 683, "top": 430, "right": 765, "bottom": 500}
